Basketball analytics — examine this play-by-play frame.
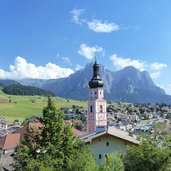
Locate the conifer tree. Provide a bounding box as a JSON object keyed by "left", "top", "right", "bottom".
{"left": 13, "top": 97, "right": 65, "bottom": 170}
{"left": 13, "top": 96, "right": 98, "bottom": 171}
{"left": 62, "top": 124, "right": 75, "bottom": 170}
{"left": 40, "top": 96, "right": 65, "bottom": 170}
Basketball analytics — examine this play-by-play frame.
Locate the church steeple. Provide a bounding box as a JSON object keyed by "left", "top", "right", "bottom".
{"left": 87, "top": 58, "right": 107, "bottom": 133}
{"left": 89, "top": 59, "right": 104, "bottom": 88}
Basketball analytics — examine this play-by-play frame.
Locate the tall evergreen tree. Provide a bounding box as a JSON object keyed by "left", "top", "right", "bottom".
{"left": 62, "top": 124, "right": 75, "bottom": 170}
{"left": 40, "top": 96, "right": 65, "bottom": 170}
{"left": 13, "top": 96, "right": 98, "bottom": 171}
{"left": 13, "top": 97, "right": 65, "bottom": 170}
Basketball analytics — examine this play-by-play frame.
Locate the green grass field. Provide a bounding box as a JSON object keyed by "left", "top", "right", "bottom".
{"left": 0, "top": 90, "right": 86, "bottom": 123}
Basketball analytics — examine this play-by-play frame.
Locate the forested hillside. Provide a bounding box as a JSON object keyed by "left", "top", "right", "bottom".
{"left": 2, "top": 84, "right": 54, "bottom": 96}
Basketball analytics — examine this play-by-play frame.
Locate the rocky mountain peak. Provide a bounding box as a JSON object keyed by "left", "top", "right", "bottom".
{"left": 1, "top": 64, "right": 170, "bottom": 103}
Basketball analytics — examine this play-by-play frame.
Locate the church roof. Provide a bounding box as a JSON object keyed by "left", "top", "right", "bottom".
{"left": 89, "top": 60, "right": 104, "bottom": 88}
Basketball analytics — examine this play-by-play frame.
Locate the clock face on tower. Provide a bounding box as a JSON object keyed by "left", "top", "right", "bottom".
{"left": 98, "top": 114, "right": 105, "bottom": 120}
{"left": 90, "top": 114, "right": 93, "bottom": 119}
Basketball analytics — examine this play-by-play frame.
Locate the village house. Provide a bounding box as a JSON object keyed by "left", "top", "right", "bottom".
{"left": 80, "top": 126, "right": 139, "bottom": 165}
{"left": 0, "top": 133, "right": 21, "bottom": 155}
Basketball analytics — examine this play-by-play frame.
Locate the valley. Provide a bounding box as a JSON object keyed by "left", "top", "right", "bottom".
{"left": 0, "top": 90, "right": 86, "bottom": 123}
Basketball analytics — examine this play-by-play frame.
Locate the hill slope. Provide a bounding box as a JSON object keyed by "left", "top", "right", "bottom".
{"left": 2, "top": 84, "right": 54, "bottom": 96}
{"left": 0, "top": 90, "right": 86, "bottom": 123}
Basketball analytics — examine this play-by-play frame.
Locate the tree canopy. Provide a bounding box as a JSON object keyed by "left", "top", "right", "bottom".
{"left": 13, "top": 97, "right": 171, "bottom": 171}
{"left": 2, "top": 84, "right": 54, "bottom": 96}
{"left": 13, "top": 96, "right": 97, "bottom": 171}
{"left": 124, "top": 137, "right": 171, "bottom": 171}
{"left": 99, "top": 153, "right": 124, "bottom": 171}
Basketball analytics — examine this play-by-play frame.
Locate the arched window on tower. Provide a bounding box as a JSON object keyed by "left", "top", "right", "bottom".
{"left": 90, "top": 105, "right": 93, "bottom": 113}
{"left": 100, "top": 105, "right": 103, "bottom": 112}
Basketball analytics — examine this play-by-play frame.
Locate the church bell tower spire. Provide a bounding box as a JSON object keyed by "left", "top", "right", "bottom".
{"left": 87, "top": 59, "right": 107, "bottom": 133}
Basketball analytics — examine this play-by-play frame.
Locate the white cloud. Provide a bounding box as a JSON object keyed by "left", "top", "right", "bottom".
{"left": 156, "top": 84, "right": 165, "bottom": 90}
{"left": 87, "top": 19, "right": 119, "bottom": 33}
{"left": 62, "top": 57, "right": 71, "bottom": 65}
{"left": 75, "top": 64, "right": 83, "bottom": 71}
{"left": 150, "top": 62, "right": 167, "bottom": 71}
{"left": 0, "top": 56, "right": 74, "bottom": 79}
{"left": 70, "top": 9, "right": 85, "bottom": 24}
{"left": 150, "top": 71, "right": 160, "bottom": 79}
{"left": 156, "top": 84, "right": 171, "bottom": 95}
{"left": 110, "top": 54, "right": 167, "bottom": 79}
{"left": 70, "top": 9, "right": 119, "bottom": 33}
{"left": 78, "top": 44, "right": 103, "bottom": 60}
{"left": 110, "top": 54, "right": 145, "bottom": 70}
{"left": 149, "top": 63, "right": 167, "bottom": 79}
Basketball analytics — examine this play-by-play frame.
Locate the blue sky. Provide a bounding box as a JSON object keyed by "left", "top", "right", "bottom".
{"left": 0, "top": 1, "right": 171, "bottom": 94}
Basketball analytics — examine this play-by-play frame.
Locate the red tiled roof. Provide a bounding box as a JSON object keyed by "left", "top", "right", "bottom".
{"left": 0, "top": 133, "right": 21, "bottom": 150}
{"left": 15, "top": 121, "right": 83, "bottom": 139}
{"left": 72, "top": 127, "right": 84, "bottom": 137}
{"left": 65, "top": 120, "right": 82, "bottom": 124}
{"left": 0, "top": 121, "right": 84, "bottom": 150}
{"left": 15, "top": 122, "right": 43, "bottom": 140}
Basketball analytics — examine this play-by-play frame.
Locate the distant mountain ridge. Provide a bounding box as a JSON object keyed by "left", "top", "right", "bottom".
{"left": 0, "top": 79, "right": 20, "bottom": 87}
{"left": 0, "top": 63, "right": 171, "bottom": 104}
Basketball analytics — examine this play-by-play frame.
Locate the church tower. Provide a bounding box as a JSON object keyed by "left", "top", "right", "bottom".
{"left": 87, "top": 59, "right": 107, "bottom": 133}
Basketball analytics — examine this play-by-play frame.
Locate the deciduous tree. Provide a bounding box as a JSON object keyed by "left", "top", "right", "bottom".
{"left": 99, "top": 153, "right": 124, "bottom": 171}
{"left": 124, "top": 137, "right": 171, "bottom": 171}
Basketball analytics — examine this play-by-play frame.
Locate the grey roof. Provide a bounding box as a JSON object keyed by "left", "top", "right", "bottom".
{"left": 80, "top": 126, "right": 140, "bottom": 145}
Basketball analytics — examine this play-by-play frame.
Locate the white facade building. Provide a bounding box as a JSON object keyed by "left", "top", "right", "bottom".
{"left": 81, "top": 126, "right": 139, "bottom": 165}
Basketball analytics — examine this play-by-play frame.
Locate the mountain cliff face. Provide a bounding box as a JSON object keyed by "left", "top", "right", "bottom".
{"left": 6, "top": 63, "right": 171, "bottom": 104}
{"left": 112, "top": 66, "right": 164, "bottom": 95}
{"left": 41, "top": 64, "right": 169, "bottom": 103}
{"left": 108, "top": 66, "right": 167, "bottom": 103}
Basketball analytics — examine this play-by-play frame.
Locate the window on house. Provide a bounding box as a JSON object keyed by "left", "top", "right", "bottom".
{"left": 95, "top": 91, "right": 97, "bottom": 95}
{"left": 90, "top": 105, "right": 93, "bottom": 113}
{"left": 106, "top": 142, "right": 109, "bottom": 146}
{"left": 99, "top": 154, "right": 102, "bottom": 159}
{"left": 100, "top": 105, "right": 103, "bottom": 112}
{"left": 105, "top": 154, "right": 108, "bottom": 159}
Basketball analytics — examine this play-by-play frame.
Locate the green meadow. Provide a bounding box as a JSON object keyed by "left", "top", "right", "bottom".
{"left": 0, "top": 89, "right": 86, "bottom": 123}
